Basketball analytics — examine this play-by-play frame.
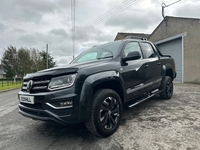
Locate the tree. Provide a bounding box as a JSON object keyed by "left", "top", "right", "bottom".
{"left": 38, "top": 50, "right": 56, "bottom": 70}
{"left": 2, "top": 46, "right": 18, "bottom": 78}
{"left": 17, "top": 48, "right": 32, "bottom": 77}
{"left": 30, "top": 48, "right": 42, "bottom": 72}
{"left": 2, "top": 46, "right": 56, "bottom": 77}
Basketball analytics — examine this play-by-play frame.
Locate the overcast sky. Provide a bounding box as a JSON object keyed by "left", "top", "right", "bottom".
{"left": 0, "top": 0, "right": 199, "bottom": 66}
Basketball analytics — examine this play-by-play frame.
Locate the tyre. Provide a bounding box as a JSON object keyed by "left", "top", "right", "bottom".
{"left": 160, "top": 76, "right": 173, "bottom": 100}
{"left": 85, "top": 89, "right": 123, "bottom": 137}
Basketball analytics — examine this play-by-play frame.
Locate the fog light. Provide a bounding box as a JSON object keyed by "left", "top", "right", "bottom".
{"left": 46, "top": 100, "right": 73, "bottom": 109}
{"left": 60, "top": 101, "right": 73, "bottom": 107}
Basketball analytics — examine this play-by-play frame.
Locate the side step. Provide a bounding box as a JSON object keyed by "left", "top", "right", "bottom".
{"left": 127, "top": 89, "right": 162, "bottom": 108}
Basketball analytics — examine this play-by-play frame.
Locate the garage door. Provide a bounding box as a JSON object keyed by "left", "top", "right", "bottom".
{"left": 157, "top": 38, "right": 183, "bottom": 82}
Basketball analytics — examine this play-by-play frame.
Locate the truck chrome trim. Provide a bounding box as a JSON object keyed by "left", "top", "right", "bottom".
{"left": 46, "top": 102, "right": 73, "bottom": 109}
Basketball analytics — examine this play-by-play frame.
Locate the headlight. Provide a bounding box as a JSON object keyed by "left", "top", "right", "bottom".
{"left": 48, "top": 74, "right": 76, "bottom": 90}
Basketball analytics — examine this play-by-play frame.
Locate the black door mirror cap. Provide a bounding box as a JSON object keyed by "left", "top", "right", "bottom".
{"left": 122, "top": 51, "right": 141, "bottom": 62}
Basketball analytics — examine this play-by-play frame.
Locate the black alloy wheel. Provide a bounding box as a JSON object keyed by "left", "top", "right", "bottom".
{"left": 166, "top": 78, "right": 173, "bottom": 98}
{"left": 160, "top": 76, "right": 173, "bottom": 100}
{"left": 99, "top": 96, "right": 120, "bottom": 130}
{"left": 85, "top": 89, "right": 123, "bottom": 137}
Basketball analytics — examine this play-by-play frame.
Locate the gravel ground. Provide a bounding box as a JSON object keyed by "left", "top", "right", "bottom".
{"left": 0, "top": 84, "right": 200, "bottom": 150}
{"left": 114, "top": 83, "right": 200, "bottom": 150}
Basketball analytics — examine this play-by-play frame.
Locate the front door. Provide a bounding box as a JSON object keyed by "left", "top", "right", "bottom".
{"left": 121, "top": 42, "right": 150, "bottom": 100}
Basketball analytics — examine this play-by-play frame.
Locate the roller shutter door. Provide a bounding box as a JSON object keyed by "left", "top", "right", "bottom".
{"left": 157, "top": 38, "right": 182, "bottom": 82}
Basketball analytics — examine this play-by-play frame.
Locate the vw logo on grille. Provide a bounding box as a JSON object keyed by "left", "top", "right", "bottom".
{"left": 27, "top": 80, "right": 34, "bottom": 92}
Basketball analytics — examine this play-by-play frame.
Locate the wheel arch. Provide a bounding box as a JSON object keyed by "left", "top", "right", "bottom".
{"left": 93, "top": 80, "right": 125, "bottom": 105}
{"left": 166, "top": 68, "right": 173, "bottom": 80}
{"left": 162, "top": 64, "right": 175, "bottom": 80}
{"left": 78, "top": 71, "right": 125, "bottom": 122}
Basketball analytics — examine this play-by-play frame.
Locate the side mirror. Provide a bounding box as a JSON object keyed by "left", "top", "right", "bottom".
{"left": 122, "top": 51, "right": 141, "bottom": 62}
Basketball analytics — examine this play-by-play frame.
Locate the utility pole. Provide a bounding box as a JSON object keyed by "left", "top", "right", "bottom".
{"left": 71, "top": 0, "right": 76, "bottom": 59}
{"left": 162, "top": 0, "right": 181, "bottom": 18}
{"left": 46, "top": 44, "right": 48, "bottom": 69}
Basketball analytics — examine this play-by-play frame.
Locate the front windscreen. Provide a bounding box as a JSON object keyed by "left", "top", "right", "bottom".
{"left": 71, "top": 40, "right": 122, "bottom": 64}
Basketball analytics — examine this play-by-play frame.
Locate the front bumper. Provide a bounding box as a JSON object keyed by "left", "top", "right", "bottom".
{"left": 18, "top": 86, "right": 82, "bottom": 125}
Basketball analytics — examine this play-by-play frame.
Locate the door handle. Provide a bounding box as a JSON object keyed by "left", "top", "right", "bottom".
{"left": 144, "top": 64, "right": 148, "bottom": 68}
{"left": 157, "top": 62, "right": 161, "bottom": 65}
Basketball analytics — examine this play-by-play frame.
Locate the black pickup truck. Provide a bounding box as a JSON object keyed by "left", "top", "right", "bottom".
{"left": 18, "top": 37, "right": 176, "bottom": 137}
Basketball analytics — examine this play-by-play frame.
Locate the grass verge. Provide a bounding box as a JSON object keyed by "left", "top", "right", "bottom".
{"left": 0, "top": 84, "right": 22, "bottom": 91}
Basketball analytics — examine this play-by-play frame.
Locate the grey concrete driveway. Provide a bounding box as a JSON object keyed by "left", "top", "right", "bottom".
{"left": 115, "top": 83, "right": 200, "bottom": 150}
{"left": 0, "top": 84, "right": 200, "bottom": 150}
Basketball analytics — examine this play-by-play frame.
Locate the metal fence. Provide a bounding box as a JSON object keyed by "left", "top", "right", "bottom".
{"left": 0, "top": 78, "right": 22, "bottom": 87}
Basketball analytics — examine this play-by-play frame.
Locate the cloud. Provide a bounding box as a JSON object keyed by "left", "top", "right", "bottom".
{"left": 13, "top": 0, "right": 56, "bottom": 13}
{"left": 50, "top": 43, "right": 73, "bottom": 56}
{"left": 0, "top": 0, "right": 71, "bottom": 23}
{"left": 49, "top": 29, "right": 68, "bottom": 37}
{"left": 11, "top": 28, "right": 26, "bottom": 33}
{"left": 0, "top": 23, "right": 7, "bottom": 32}
{"left": 54, "top": 55, "right": 73, "bottom": 66}
{"left": 75, "top": 0, "right": 110, "bottom": 25}
{"left": 105, "top": 8, "right": 161, "bottom": 32}
{"left": 0, "top": 0, "right": 200, "bottom": 66}
{"left": 11, "top": 0, "right": 58, "bottom": 23}
{"left": 19, "top": 33, "right": 46, "bottom": 45}
{"left": 172, "top": 1, "right": 200, "bottom": 18}
{"left": 19, "top": 28, "right": 70, "bottom": 44}
{"left": 76, "top": 26, "right": 112, "bottom": 42}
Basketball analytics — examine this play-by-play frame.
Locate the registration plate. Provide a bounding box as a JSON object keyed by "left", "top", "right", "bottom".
{"left": 19, "top": 95, "right": 34, "bottom": 104}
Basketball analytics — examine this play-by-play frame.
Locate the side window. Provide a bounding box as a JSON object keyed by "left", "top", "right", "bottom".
{"left": 123, "top": 42, "right": 142, "bottom": 58}
{"left": 140, "top": 43, "right": 156, "bottom": 58}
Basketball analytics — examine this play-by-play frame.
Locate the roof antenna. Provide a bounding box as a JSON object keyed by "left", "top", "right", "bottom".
{"left": 162, "top": 0, "right": 181, "bottom": 18}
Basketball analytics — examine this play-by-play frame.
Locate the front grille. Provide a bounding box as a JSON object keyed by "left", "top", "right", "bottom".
{"left": 22, "top": 78, "right": 51, "bottom": 93}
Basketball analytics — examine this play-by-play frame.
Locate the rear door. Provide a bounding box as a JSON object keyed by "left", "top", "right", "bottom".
{"left": 139, "top": 42, "right": 162, "bottom": 91}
